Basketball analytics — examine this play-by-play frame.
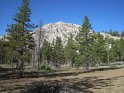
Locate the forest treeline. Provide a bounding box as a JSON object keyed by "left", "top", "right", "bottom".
{"left": 0, "top": 0, "right": 124, "bottom": 75}
{"left": 39, "top": 17, "right": 124, "bottom": 70}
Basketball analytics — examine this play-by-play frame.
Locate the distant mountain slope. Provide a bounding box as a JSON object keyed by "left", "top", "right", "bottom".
{"left": 33, "top": 21, "right": 120, "bottom": 47}
{"left": 33, "top": 21, "right": 80, "bottom": 47}
{"left": 0, "top": 21, "right": 120, "bottom": 45}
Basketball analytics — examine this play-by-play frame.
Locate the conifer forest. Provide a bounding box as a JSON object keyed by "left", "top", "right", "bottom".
{"left": 0, "top": 0, "right": 124, "bottom": 93}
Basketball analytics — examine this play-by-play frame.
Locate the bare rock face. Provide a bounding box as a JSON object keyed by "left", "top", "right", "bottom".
{"left": 100, "top": 32, "right": 120, "bottom": 40}
{"left": 0, "top": 36, "right": 3, "bottom": 40}
{"left": 0, "top": 21, "right": 120, "bottom": 46}
{"left": 33, "top": 21, "right": 121, "bottom": 48}
{"left": 33, "top": 21, "right": 80, "bottom": 47}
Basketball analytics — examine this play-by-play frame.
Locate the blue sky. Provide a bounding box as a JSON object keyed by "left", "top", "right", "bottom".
{"left": 0, "top": 0, "right": 124, "bottom": 35}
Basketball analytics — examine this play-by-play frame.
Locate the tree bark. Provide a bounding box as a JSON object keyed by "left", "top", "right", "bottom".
{"left": 18, "top": 59, "right": 24, "bottom": 78}
{"left": 32, "top": 28, "right": 41, "bottom": 70}
{"left": 67, "top": 59, "right": 72, "bottom": 67}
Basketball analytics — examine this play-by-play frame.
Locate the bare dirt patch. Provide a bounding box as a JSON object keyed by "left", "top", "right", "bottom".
{"left": 0, "top": 68, "right": 124, "bottom": 93}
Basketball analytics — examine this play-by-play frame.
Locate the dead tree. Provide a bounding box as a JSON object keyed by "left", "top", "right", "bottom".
{"left": 32, "top": 26, "right": 42, "bottom": 70}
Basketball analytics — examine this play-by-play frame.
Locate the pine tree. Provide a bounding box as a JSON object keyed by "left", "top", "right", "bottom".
{"left": 0, "top": 40, "right": 6, "bottom": 64}
{"left": 41, "top": 40, "right": 52, "bottom": 64}
{"left": 93, "top": 33, "right": 107, "bottom": 65}
{"left": 108, "top": 29, "right": 120, "bottom": 36}
{"left": 64, "top": 34, "right": 76, "bottom": 67}
{"left": 116, "top": 38, "right": 124, "bottom": 61}
{"left": 121, "top": 31, "right": 124, "bottom": 37}
{"left": 6, "top": 0, "right": 36, "bottom": 77}
{"left": 0, "top": 37, "right": 16, "bottom": 65}
{"left": 104, "top": 37, "right": 117, "bottom": 64}
{"left": 76, "top": 16, "right": 95, "bottom": 70}
{"left": 32, "top": 21, "right": 42, "bottom": 70}
{"left": 52, "top": 37, "right": 64, "bottom": 68}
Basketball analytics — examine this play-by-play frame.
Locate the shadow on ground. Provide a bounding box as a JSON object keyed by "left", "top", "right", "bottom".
{"left": 0, "top": 67, "right": 123, "bottom": 93}
{"left": 0, "top": 66, "right": 121, "bottom": 80}
{"left": 21, "top": 76, "right": 116, "bottom": 93}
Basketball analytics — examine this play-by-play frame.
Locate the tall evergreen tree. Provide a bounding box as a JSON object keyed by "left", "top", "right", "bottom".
{"left": 52, "top": 37, "right": 64, "bottom": 68}
{"left": 40, "top": 40, "right": 52, "bottom": 64}
{"left": 121, "top": 31, "right": 124, "bottom": 37}
{"left": 116, "top": 38, "right": 124, "bottom": 61}
{"left": 76, "top": 16, "right": 95, "bottom": 70}
{"left": 0, "top": 40, "right": 6, "bottom": 64}
{"left": 93, "top": 33, "right": 107, "bottom": 65}
{"left": 64, "top": 34, "right": 76, "bottom": 67}
{"left": 0, "top": 38, "right": 15, "bottom": 65}
{"left": 6, "top": 0, "right": 36, "bottom": 77}
{"left": 108, "top": 29, "right": 120, "bottom": 36}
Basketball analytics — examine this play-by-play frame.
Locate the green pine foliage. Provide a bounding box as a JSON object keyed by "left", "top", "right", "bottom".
{"left": 7, "top": 0, "right": 36, "bottom": 62}
{"left": 76, "top": 16, "right": 96, "bottom": 69}
{"left": 115, "top": 38, "right": 124, "bottom": 61}
{"left": 40, "top": 40, "right": 52, "bottom": 64}
{"left": 53, "top": 36, "right": 65, "bottom": 67}
{"left": 121, "top": 31, "right": 124, "bottom": 37}
{"left": 5, "top": 0, "right": 36, "bottom": 77}
{"left": 107, "top": 29, "right": 120, "bottom": 36}
{"left": 40, "top": 37, "right": 64, "bottom": 68}
{"left": 0, "top": 39, "right": 14, "bottom": 64}
{"left": 64, "top": 34, "right": 77, "bottom": 67}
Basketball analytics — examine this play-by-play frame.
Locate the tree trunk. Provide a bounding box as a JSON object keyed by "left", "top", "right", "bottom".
{"left": 85, "top": 59, "right": 90, "bottom": 70}
{"left": 31, "top": 49, "right": 35, "bottom": 69}
{"left": 86, "top": 62, "right": 90, "bottom": 70}
{"left": 32, "top": 28, "right": 41, "bottom": 70}
{"left": 18, "top": 59, "right": 24, "bottom": 78}
{"left": 32, "top": 47, "right": 39, "bottom": 70}
{"left": 67, "top": 59, "right": 72, "bottom": 67}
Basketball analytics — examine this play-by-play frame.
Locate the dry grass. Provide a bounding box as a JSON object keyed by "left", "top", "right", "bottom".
{"left": 0, "top": 67, "right": 124, "bottom": 93}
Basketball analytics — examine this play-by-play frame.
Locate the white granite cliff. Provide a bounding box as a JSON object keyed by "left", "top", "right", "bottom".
{"left": 33, "top": 21, "right": 120, "bottom": 48}
{"left": 33, "top": 21, "right": 80, "bottom": 47}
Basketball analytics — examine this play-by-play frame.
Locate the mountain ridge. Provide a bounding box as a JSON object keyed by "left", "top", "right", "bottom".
{"left": 0, "top": 21, "right": 120, "bottom": 45}
{"left": 33, "top": 21, "right": 120, "bottom": 47}
{"left": 33, "top": 21, "right": 80, "bottom": 47}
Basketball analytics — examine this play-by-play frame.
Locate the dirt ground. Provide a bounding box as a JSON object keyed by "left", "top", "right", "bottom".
{"left": 0, "top": 68, "right": 124, "bottom": 93}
